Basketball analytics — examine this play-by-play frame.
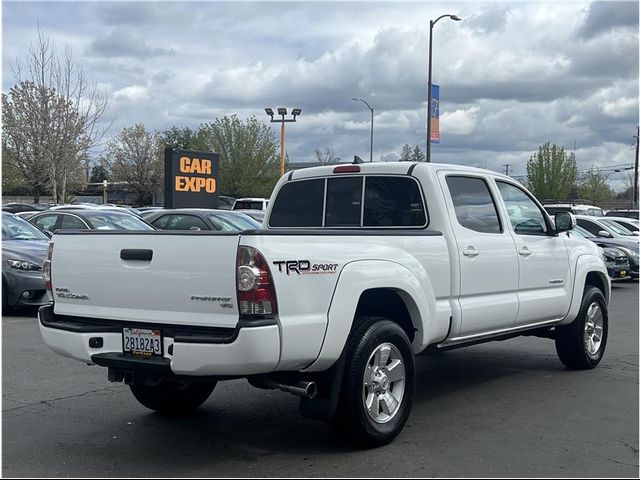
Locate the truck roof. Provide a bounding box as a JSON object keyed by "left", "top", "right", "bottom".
{"left": 289, "top": 161, "right": 515, "bottom": 182}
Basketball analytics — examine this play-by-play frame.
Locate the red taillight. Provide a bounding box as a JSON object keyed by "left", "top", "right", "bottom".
{"left": 236, "top": 246, "right": 277, "bottom": 315}
{"left": 333, "top": 165, "right": 361, "bottom": 174}
{"left": 43, "top": 242, "right": 54, "bottom": 296}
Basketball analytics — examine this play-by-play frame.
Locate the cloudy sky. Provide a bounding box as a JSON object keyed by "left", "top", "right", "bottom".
{"left": 2, "top": 0, "right": 639, "bottom": 187}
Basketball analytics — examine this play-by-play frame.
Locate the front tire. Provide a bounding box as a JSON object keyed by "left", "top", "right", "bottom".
{"left": 328, "top": 317, "right": 415, "bottom": 447}
{"left": 130, "top": 380, "right": 216, "bottom": 414}
{"left": 555, "top": 286, "right": 608, "bottom": 369}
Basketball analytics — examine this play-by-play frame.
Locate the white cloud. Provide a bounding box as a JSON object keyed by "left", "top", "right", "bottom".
{"left": 113, "top": 85, "right": 150, "bottom": 103}
{"left": 441, "top": 107, "right": 479, "bottom": 135}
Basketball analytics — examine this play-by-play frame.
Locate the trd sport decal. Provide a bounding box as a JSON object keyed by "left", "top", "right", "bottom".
{"left": 273, "top": 260, "right": 338, "bottom": 275}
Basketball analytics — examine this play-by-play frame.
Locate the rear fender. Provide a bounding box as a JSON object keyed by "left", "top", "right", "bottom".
{"left": 303, "top": 260, "right": 436, "bottom": 372}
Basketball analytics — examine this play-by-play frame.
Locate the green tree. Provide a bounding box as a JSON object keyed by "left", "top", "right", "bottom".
{"left": 411, "top": 145, "right": 425, "bottom": 162}
{"left": 578, "top": 168, "right": 614, "bottom": 204}
{"left": 101, "top": 124, "right": 164, "bottom": 205}
{"left": 161, "top": 126, "right": 204, "bottom": 151}
{"left": 399, "top": 144, "right": 412, "bottom": 162}
{"left": 196, "top": 115, "right": 280, "bottom": 198}
{"left": 89, "top": 165, "right": 110, "bottom": 183}
{"left": 526, "top": 143, "right": 578, "bottom": 200}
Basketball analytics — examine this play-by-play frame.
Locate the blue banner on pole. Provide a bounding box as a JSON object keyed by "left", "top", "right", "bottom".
{"left": 430, "top": 84, "right": 440, "bottom": 144}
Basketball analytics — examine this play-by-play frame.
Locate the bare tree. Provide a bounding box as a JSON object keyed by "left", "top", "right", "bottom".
{"left": 101, "top": 124, "right": 164, "bottom": 205}
{"left": 5, "top": 28, "right": 110, "bottom": 203}
{"left": 314, "top": 147, "right": 340, "bottom": 164}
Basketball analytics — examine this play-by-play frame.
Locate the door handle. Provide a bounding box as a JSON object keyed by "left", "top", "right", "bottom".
{"left": 462, "top": 247, "right": 479, "bottom": 257}
{"left": 120, "top": 249, "right": 153, "bottom": 261}
{"left": 518, "top": 246, "right": 532, "bottom": 257}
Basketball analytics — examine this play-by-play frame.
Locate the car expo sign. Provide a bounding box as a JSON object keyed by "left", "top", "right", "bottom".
{"left": 164, "top": 148, "right": 220, "bottom": 208}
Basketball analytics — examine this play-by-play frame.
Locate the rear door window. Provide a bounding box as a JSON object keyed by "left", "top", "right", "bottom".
{"left": 446, "top": 176, "right": 502, "bottom": 233}
{"left": 60, "top": 214, "right": 89, "bottom": 230}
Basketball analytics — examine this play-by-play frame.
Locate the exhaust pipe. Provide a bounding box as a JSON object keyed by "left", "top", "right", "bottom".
{"left": 265, "top": 380, "right": 318, "bottom": 399}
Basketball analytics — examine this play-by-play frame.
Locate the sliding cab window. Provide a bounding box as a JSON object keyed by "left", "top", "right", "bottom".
{"left": 325, "top": 177, "right": 363, "bottom": 227}
{"left": 269, "top": 179, "right": 325, "bottom": 227}
{"left": 496, "top": 181, "right": 548, "bottom": 235}
{"left": 363, "top": 177, "right": 427, "bottom": 227}
{"left": 446, "top": 176, "right": 502, "bottom": 234}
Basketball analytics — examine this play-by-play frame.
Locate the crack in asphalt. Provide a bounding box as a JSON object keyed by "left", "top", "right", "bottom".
{"left": 2, "top": 386, "right": 121, "bottom": 415}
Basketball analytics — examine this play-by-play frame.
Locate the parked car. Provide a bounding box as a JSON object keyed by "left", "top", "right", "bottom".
{"left": 28, "top": 210, "right": 154, "bottom": 235}
{"left": 544, "top": 203, "right": 604, "bottom": 217}
{"left": 2, "top": 213, "right": 50, "bottom": 312}
{"left": 144, "top": 208, "right": 261, "bottom": 231}
{"left": 218, "top": 195, "right": 236, "bottom": 210}
{"left": 568, "top": 225, "right": 639, "bottom": 278}
{"left": 604, "top": 216, "right": 639, "bottom": 234}
{"left": 575, "top": 214, "right": 638, "bottom": 240}
{"left": 599, "top": 246, "right": 631, "bottom": 281}
{"left": 14, "top": 211, "right": 43, "bottom": 221}
{"left": 40, "top": 162, "right": 610, "bottom": 447}
{"left": 605, "top": 209, "right": 639, "bottom": 220}
{"left": 232, "top": 197, "right": 269, "bottom": 211}
{"left": 239, "top": 209, "right": 265, "bottom": 223}
{"left": 2, "top": 202, "right": 49, "bottom": 214}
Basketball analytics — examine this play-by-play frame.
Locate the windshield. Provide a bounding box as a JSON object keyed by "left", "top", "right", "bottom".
{"left": 2, "top": 214, "right": 49, "bottom": 240}
{"left": 85, "top": 213, "right": 154, "bottom": 231}
{"left": 572, "top": 225, "right": 595, "bottom": 239}
{"left": 207, "top": 212, "right": 261, "bottom": 231}
{"left": 600, "top": 219, "right": 634, "bottom": 236}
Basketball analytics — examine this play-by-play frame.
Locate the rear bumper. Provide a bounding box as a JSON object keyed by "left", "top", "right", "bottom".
{"left": 38, "top": 305, "right": 280, "bottom": 376}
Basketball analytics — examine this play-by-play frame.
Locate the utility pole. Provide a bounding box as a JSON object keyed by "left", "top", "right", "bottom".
{"left": 634, "top": 125, "right": 639, "bottom": 208}
{"left": 503, "top": 164, "right": 511, "bottom": 176}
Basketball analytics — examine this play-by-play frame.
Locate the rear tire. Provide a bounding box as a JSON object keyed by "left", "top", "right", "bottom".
{"left": 328, "top": 316, "right": 415, "bottom": 447}
{"left": 555, "top": 286, "right": 608, "bottom": 369}
{"left": 130, "top": 380, "right": 216, "bottom": 414}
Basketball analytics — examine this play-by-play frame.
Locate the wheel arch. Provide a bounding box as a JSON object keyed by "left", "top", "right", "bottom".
{"left": 560, "top": 254, "right": 610, "bottom": 326}
{"left": 303, "top": 260, "right": 438, "bottom": 372}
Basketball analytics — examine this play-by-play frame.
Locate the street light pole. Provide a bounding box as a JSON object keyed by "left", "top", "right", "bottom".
{"left": 426, "top": 13, "right": 461, "bottom": 163}
{"left": 352, "top": 98, "right": 374, "bottom": 162}
{"left": 265, "top": 107, "right": 301, "bottom": 176}
{"left": 102, "top": 180, "right": 108, "bottom": 205}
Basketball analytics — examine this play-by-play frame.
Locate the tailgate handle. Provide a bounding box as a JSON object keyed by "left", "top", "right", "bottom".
{"left": 120, "top": 249, "right": 153, "bottom": 261}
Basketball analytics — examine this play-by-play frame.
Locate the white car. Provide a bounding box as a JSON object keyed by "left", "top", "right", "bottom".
{"left": 604, "top": 216, "right": 639, "bottom": 236}
{"left": 575, "top": 215, "right": 639, "bottom": 240}
{"left": 39, "top": 162, "right": 609, "bottom": 447}
{"left": 544, "top": 203, "right": 604, "bottom": 217}
{"left": 232, "top": 197, "right": 269, "bottom": 211}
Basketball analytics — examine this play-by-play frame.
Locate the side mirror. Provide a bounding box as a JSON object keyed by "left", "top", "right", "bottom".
{"left": 597, "top": 230, "right": 613, "bottom": 238}
{"left": 554, "top": 212, "right": 575, "bottom": 233}
{"left": 633, "top": 231, "right": 639, "bottom": 236}
{"left": 189, "top": 226, "right": 202, "bottom": 231}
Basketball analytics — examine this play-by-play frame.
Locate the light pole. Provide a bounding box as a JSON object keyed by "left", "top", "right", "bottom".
{"left": 265, "top": 107, "right": 301, "bottom": 176}
{"left": 352, "top": 97, "right": 374, "bottom": 162}
{"left": 426, "top": 13, "right": 461, "bottom": 163}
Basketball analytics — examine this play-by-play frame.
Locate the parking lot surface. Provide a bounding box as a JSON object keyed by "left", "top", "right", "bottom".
{"left": 2, "top": 281, "right": 638, "bottom": 477}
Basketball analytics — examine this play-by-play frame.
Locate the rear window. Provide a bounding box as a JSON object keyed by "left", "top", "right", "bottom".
{"left": 269, "top": 179, "right": 324, "bottom": 227}
{"left": 234, "top": 201, "right": 264, "bottom": 210}
{"left": 269, "top": 175, "right": 427, "bottom": 228}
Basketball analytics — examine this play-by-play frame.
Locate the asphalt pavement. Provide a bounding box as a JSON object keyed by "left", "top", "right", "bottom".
{"left": 2, "top": 281, "right": 638, "bottom": 477}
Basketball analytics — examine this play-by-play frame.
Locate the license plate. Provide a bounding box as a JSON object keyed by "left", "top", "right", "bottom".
{"left": 123, "top": 328, "right": 162, "bottom": 356}
{"left": 620, "top": 270, "right": 627, "bottom": 277}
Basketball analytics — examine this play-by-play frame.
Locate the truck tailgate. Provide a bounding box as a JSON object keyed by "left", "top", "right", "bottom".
{"left": 50, "top": 232, "right": 240, "bottom": 328}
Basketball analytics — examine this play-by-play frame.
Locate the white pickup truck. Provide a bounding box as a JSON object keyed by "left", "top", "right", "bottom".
{"left": 40, "top": 162, "right": 610, "bottom": 446}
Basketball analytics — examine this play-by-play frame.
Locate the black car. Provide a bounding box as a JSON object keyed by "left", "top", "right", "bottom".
{"left": 144, "top": 209, "right": 261, "bottom": 231}
{"left": 569, "top": 225, "right": 639, "bottom": 278}
{"left": 605, "top": 209, "right": 639, "bottom": 220}
{"left": 2, "top": 213, "right": 50, "bottom": 312}
{"left": 28, "top": 209, "right": 155, "bottom": 235}
{"left": 600, "top": 246, "right": 631, "bottom": 281}
{"left": 2, "top": 202, "right": 49, "bottom": 214}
